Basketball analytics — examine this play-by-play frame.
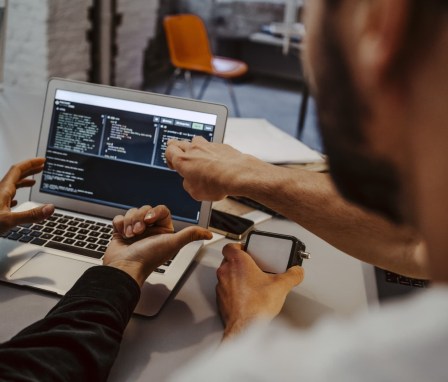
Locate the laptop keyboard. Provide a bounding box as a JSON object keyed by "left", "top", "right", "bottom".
{"left": 1, "top": 213, "right": 111, "bottom": 259}
{"left": 385, "top": 270, "right": 429, "bottom": 288}
{"left": 0, "top": 212, "right": 171, "bottom": 273}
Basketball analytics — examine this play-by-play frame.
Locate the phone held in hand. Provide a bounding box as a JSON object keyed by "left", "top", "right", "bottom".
{"left": 243, "top": 230, "right": 311, "bottom": 274}
{"left": 209, "top": 209, "right": 254, "bottom": 240}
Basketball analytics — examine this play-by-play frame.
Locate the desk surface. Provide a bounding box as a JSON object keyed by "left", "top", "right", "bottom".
{"left": 0, "top": 87, "right": 376, "bottom": 381}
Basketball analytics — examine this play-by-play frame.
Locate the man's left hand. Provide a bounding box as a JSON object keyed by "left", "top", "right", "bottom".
{"left": 0, "top": 158, "right": 54, "bottom": 234}
{"left": 216, "top": 243, "right": 304, "bottom": 340}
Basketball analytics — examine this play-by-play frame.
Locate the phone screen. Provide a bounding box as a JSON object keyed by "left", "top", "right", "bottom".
{"left": 245, "top": 234, "right": 293, "bottom": 273}
{"left": 209, "top": 209, "right": 254, "bottom": 239}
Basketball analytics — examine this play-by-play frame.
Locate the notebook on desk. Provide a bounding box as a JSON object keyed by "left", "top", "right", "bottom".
{"left": 0, "top": 78, "right": 227, "bottom": 317}
{"left": 224, "top": 118, "right": 324, "bottom": 165}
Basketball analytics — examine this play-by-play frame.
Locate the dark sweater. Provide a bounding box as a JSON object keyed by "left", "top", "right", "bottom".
{"left": 0, "top": 266, "right": 140, "bottom": 381}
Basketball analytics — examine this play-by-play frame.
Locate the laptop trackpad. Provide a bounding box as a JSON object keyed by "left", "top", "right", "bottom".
{"left": 9, "top": 252, "right": 96, "bottom": 295}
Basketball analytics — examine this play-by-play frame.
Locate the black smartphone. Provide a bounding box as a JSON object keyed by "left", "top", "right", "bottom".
{"left": 243, "top": 230, "right": 307, "bottom": 273}
{"left": 209, "top": 209, "right": 254, "bottom": 240}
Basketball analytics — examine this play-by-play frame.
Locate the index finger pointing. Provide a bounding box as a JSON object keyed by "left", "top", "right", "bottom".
{"left": 165, "top": 144, "right": 188, "bottom": 173}
{"left": 167, "top": 139, "right": 191, "bottom": 151}
{"left": 191, "top": 136, "right": 208, "bottom": 144}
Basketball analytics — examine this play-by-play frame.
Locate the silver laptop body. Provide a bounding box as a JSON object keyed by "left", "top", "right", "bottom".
{"left": 0, "top": 78, "right": 227, "bottom": 316}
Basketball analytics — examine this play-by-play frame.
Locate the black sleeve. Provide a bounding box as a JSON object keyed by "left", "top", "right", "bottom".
{"left": 0, "top": 266, "right": 141, "bottom": 382}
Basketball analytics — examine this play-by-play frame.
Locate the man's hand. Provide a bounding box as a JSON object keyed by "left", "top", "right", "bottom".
{"left": 166, "top": 136, "right": 266, "bottom": 201}
{"left": 216, "top": 243, "right": 304, "bottom": 340}
{"left": 0, "top": 158, "right": 54, "bottom": 234}
{"left": 104, "top": 205, "right": 213, "bottom": 287}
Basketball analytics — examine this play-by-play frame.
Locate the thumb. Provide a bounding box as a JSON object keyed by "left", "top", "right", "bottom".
{"left": 171, "top": 226, "right": 213, "bottom": 250}
{"left": 281, "top": 266, "right": 304, "bottom": 289}
{"left": 10, "top": 204, "right": 55, "bottom": 227}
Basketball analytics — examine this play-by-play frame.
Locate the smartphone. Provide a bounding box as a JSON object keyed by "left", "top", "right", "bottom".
{"left": 209, "top": 209, "right": 254, "bottom": 240}
{"left": 243, "top": 230, "right": 307, "bottom": 273}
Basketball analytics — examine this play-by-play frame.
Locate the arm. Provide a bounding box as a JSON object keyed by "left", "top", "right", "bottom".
{"left": 166, "top": 138, "right": 427, "bottom": 279}
{"left": 0, "top": 204, "right": 212, "bottom": 381}
{"left": 0, "top": 266, "right": 140, "bottom": 382}
{"left": 107, "top": 208, "right": 301, "bottom": 340}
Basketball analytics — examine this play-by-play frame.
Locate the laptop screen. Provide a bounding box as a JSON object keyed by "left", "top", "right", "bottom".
{"left": 39, "top": 89, "right": 217, "bottom": 224}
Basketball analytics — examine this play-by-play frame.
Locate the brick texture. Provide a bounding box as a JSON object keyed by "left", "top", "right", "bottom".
{"left": 4, "top": 0, "right": 92, "bottom": 93}
{"left": 115, "top": 0, "right": 159, "bottom": 89}
{"left": 4, "top": 0, "right": 159, "bottom": 92}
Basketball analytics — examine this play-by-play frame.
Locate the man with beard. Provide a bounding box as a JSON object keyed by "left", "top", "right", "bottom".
{"left": 1, "top": 0, "right": 447, "bottom": 379}
{"left": 159, "top": 0, "right": 448, "bottom": 379}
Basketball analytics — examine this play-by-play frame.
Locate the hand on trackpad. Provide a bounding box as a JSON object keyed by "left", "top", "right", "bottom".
{"left": 9, "top": 252, "right": 96, "bottom": 295}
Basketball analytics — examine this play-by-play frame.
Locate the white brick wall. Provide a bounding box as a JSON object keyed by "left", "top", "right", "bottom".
{"left": 4, "top": 0, "right": 158, "bottom": 92}
{"left": 4, "top": 0, "right": 92, "bottom": 93}
{"left": 47, "top": 1, "right": 92, "bottom": 81}
{"left": 114, "top": 0, "right": 159, "bottom": 89}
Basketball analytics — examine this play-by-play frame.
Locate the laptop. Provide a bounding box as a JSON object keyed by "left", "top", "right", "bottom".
{"left": 374, "top": 267, "right": 429, "bottom": 302}
{"left": 0, "top": 78, "right": 228, "bottom": 316}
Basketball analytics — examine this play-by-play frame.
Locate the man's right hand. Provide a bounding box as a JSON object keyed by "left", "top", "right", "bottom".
{"left": 166, "top": 136, "right": 266, "bottom": 201}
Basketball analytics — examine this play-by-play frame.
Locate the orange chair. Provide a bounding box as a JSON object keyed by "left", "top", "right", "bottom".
{"left": 164, "top": 14, "right": 248, "bottom": 117}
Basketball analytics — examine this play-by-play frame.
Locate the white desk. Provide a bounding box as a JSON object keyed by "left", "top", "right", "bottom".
{"left": 0, "top": 87, "right": 377, "bottom": 381}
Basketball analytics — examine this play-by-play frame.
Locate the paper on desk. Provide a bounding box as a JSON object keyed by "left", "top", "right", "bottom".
{"left": 224, "top": 118, "right": 324, "bottom": 164}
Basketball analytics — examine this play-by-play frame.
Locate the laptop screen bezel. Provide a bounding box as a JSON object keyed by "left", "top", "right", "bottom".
{"left": 31, "top": 78, "right": 228, "bottom": 231}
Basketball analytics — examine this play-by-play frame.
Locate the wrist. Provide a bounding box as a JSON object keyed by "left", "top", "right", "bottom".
{"left": 222, "top": 319, "right": 249, "bottom": 341}
{"left": 235, "top": 159, "right": 293, "bottom": 204}
{"left": 106, "top": 260, "right": 151, "bottom": 287}
{"left": 222, "top": 316, "right": 273, "bottom": 341}
{"left": 228, "top": 155, "right": 273, "bottom": 198}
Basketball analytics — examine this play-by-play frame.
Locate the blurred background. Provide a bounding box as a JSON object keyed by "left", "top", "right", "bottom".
{"left": 0, "top": 0, "right": 322, "bottom": 151}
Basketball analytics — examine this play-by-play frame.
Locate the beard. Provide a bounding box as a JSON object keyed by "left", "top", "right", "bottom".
{"left": 311, "top": 17, "right": 405, "bottom": 225}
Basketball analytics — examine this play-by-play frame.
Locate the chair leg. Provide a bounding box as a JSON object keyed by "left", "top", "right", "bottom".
{"left": 198, "top": 76, "right": 211, "bottom": 100}
{"left": 296, "top": 82, "right": 310, "bottom": 140}
{"left": 184, "top": 70, "right": 195, "bottom": 99}
{"left": 225, "top": 79, "right": 241, "bottom": 117}
{"left": 165, "top": 68, "right": 182, "bottom": 95}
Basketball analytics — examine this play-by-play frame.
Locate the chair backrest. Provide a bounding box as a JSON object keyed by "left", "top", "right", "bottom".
{"left": 164, "top": 14, "right": 214, "bottom": 73}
